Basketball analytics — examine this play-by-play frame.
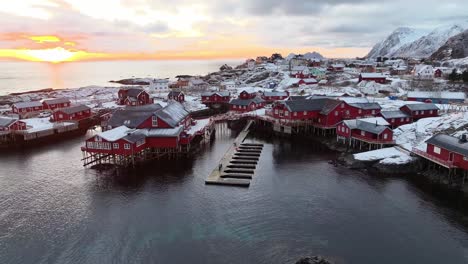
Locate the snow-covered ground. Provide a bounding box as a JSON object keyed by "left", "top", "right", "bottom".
{"left": 354, "top": 147, "right": 414, "bottom": 165}
{"left": 22, "top": 118, "right": 75, "bottom": 133}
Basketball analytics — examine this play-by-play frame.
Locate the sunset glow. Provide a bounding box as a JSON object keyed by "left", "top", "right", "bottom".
{"left": 0, "top": 0, "right": 467, "bottom": 62}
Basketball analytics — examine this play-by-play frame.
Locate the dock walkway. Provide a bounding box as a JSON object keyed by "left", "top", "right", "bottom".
{"left": 205, "top": 120, "right": 263, "bottom": 187}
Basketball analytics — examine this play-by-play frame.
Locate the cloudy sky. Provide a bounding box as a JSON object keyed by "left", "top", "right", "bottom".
{"left": 0, "top": 0, "right": 467, "bottom": 62}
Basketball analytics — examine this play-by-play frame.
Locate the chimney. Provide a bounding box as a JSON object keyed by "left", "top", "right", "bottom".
{"left": 375, "top": 120, "right": 378, "bottom": 127}
{"left": 460, "top": 134, "right": 467, "bottom": 143}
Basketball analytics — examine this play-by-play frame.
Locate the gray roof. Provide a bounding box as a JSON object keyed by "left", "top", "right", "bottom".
{"left": 356, "top": 120, "right": 389, "bottom": 135}
{"left": 201, "top": 91, "right": 230, "bottom": 97}
{"left": 123, "top": 132, "right": 147, "bottom": 143}
{"left": 263, "top": 91, "right": 288, "bottom": 97}
{"left": 13, "top": 101, "right": 43, "bottom": 108}
{"left": 154, "top": 102, "right": 189, "bottom": 128}
{"left": 168, "top": 91, "right": 183, "bottom": 97}
{"left": 402, "top": 103, "right": 439, "bottom": 111}
{"left": 320, "top": 100, "right": 343, "bottom": 115}
{"left": 42, "top": 98, "right": 70, "bottom": 105}
{"left": 126, "top": 88, "right": 145, "bottom": 98}
{"left": 380, "top": 110, "right": 410, "bottom": 119}
{"left": 108, "top": 104, "right": 163, "bottom": 128}
{"left": 230, "top": 97, "right": 265, "bottom": 106}
{"left": 0, "top": 117, "right": 18, "bottom": 127}
{"left": 56, "top": 105, "right": 90, "bottom": 115}
{"left": 426, "top": 134, "right": 468, "bottom": 156}
{"left": 288, "top": 96, "right": 308, "bottom": 100}
{"left": 282, "top": 98, "right": 330, "bottom": 112}
{"left": 140, "top": 126, "right": 184, "bottom": 137}
{"left": 349, "top": 103, "right": 381, "bottom": 110}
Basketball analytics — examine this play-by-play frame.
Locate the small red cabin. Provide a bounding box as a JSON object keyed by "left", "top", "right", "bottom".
{"left": 400, "top": 104, "right": 439, "bottom": 120}
{"left": 52, "top": 105, "right": 92, "bottom": 122}
{"left": 42, "top": 98, "right": 71, "bottom": 110}
{"left": 168, "top": 91, "right": 185, "bottom": 103}
{"left": 201, "top": 91, "right": 231, "bottom": 104}
{"left": 11, "top": 101, "right": 44, "bottom": 116}
{"left": 358, "top": 73, "right": 387, "bottom": 84}
{"left": 118, "top": 88, "right": 152, "bottom": 106}
{"left": 434, "top": 69, "right": 443, "bottom": 78}
{"left": 0, "top": 117, "right": 27, "bottom": 131}
{"left": 230, "top": 98, "right": 265, "bottom": 112}
{"left": 328, "top": 64, "right": 345, "bottom": 72}
{"left": 261, "top": 91, "right": 289, "bottom": 103}
{"left": 239, "top": 90, "right": 257, "bottom": 100}
{"left": 379, "top": 110, "right": 412, "bottom": 128}
{"left": 337, "top": 118, "right": 393, "bottom": 144}
{"left": 420, "top": 134, "right": 468, "bottom": 170}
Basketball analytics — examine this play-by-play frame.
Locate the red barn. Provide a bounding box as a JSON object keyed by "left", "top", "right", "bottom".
{"left": 11, "top": 101, "right": 44, "bottom": 117}
{"left": 414, "top": 134, "right": 468, "bottom": 170}
{"left": 167, "top": 91, "right": 185, "bottom": 103}
{"left": 239, "top": 90, "right": 257, "bottom": 100}
{"left": 52, "top": 105, "right": 92, "bottom": 122}
{"left": 42, "top": 98, "right": 71, "bottom": 110}
{"left": 434, "top": 69, "right": 443, "bottom": 78}
{"left": 230, "top": 98, "right": 265, "bottom": 112}
{"left": 379, "top": 110, "right": 412, "bottom": 128}
{"left": 0, "top": 117, "right": 27, "bottom": 131}
{"left": 201, "top": 91, "right": 231, "bottom": 104}
{"left": 261, "top": 91, "right": 289, "bottom": 103}
{"left": 400, "top": 103, "right": 439, "bottom": 121}
{"left": 358, "top": 73, "right": 387, "bottom": 84}
{"left": 118, "top": 88, "right": 152, "bottom": 106}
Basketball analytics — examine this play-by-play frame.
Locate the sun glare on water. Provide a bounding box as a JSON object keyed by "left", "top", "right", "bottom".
{"left": 25, "top": 47, "right": 75, "bottom": 63}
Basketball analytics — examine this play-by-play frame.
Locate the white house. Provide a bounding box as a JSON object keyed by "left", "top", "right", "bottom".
{"left": 222, "top": 80, "right": 237, "bottom": 91}
{"left": 413, "top": 65, "right": 434, "bottom": 80}
{"left": 149, "top": 79, "right": 169, "bottom": 91}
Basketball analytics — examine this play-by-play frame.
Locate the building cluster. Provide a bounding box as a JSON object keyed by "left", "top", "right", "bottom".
{"left": 11, "top": 97, "right": 91, "bottom": 121}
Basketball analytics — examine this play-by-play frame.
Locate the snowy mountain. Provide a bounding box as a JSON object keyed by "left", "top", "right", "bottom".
{"left": 366, "top": 27, "right": 427, "bottom": 59}
{"left": 393, "top": 24, "right": 467, "bottom": 58}
{"left": 430, "top": 29, "right": 468, "bottom": 61}
{"left": 285, "top": 52, "right": 325, "bottom": 61}
{"left": 367, "top": 22, "right": 468, "bottom": 59}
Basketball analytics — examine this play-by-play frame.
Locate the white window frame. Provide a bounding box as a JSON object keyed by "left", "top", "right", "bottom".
{"left": 152, "top": 116, "right": 158, "bottom": 127}
{"left": 303, "top": 111, "right": 307, "bottom": 115}
{"left": 335, "top": 111, "right": 338, "bottom": 116}
{"left": 124, "top": 144, "right": 131, "bottom": 150}
{"left": 113, "top": 143, "right": 119, "bottom": 149}
{"left": 361, "top": 131, "right": 365, "bottom": 136}
{"left": 383, "top": 134, "right": 388, "bottom": 140}
{"left": 433, "top": 146, "right": 441, "bottom": 154}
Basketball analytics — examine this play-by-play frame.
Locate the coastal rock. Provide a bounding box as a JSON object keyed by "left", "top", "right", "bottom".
{"left": 295, "top": 256, "right": 333, "bottom": 264}
{"left": 245, "top": 71, "right": 271, "bottom": 84}
{"left": 219, "top": 64, "right": 233, "bottom": 71}
{"left": 110, "top": 78, "right": 150, "bottom": 85}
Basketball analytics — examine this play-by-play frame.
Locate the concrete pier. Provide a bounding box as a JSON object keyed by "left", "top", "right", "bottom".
{"left": 205, "top": 120, "right": 264, "bottom": 187}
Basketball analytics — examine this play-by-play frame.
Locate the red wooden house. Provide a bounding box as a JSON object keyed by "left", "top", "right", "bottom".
{"left": 167, "top": 91, "right": 185, "bottom": 102}
{"left": 268, "top": 98, "right": 339, "bottom": 122}
{"left": 230, "top": 97, "right": 265, "bottom": 112}
{"left": 400, "top": 103, "right": 439, "bottom": 121}
{"left": 52, "top": 105, "right": 92, "bottom": 122}
{"left": 379, "top": 110, "right": 412, "bottom": 128}
{"left": 201, "top": 91, "right": 231, "bottom": 105}
{"left": 434, "top": 69, "right": 443, "bottom": 78}
{"left": 337, "top": 118, "right": 394, "bottom": 146}
{"left": 358, "top": 73, "right": 387, "bottom": 84}
{"left": 11, "top": 101, "right": 44, "bottom": 117}
{"left": 84, "top": 102, "right": 192, "bottom": 156}
{"left": 328, "top": 64, "right": 345, "bottom": 72}
{"left": 413, "top": 134, "right": 468, "bottom": 170}
{"left": 239, "top": 90, "right": 257, "bottom": 100}
{"left": 42, "top": 98, "right": 71, "bottom": 110}
{"left": 261, "top": 91, "right": 289, "bottom": 103}
{"left": 118, "top": 88, "right": 152, "bottom": 106}
{"left": 0, "top": 117, "right": 27, "bottom": 131}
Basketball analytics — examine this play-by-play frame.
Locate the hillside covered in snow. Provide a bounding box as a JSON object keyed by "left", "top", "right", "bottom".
{"left": 367, "top": 21, "right": 468, "bottom": 59}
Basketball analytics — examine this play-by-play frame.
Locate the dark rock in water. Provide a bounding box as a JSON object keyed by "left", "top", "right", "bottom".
{"left": 110, "top": 79, "right": 150, "bottom": 85}
{"left": 295, "top": 256, "right": 333, "bottom": 264}
{"left": 219, "top": 64, "right": 233, "bottom": 71}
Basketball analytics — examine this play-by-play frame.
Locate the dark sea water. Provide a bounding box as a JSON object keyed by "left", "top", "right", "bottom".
{"left": 1, "top": 124, "right": 468, "bottom": 264}
{"left": 0, "top": 59, "right": 243, "bottom": 95}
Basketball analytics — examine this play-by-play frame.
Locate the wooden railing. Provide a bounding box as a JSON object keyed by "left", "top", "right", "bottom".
{"left": 352, "top": 134, "right": 395, "bottom": 144}
{"left": 412, "top": 148, "right": 455, "bottom": 168}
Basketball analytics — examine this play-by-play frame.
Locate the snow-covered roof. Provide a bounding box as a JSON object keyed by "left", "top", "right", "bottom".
{"left": 13, "top": 101, "right": 43, "bottom": 108}
{"left": 357, "top": 117, "right": 390, "bottom": 126}
{"left": 407, "top": 91, "right": 466, "bottom": 100}
{"left": 360, "top": 73, "right": 387, "bottom": 78}
{"left": 263, "top": 91, "right": 288, "bottom": 97}
{"left": 402, "top": 103, "right": 439, "bottom": 111}
{"left": 380, "top": 110, "right": 410, "bottom": 119}
{"left": 230, "top": 97, "right": 265, "bottom": 106}
{"left": 331, "top": 64, "right": 345, "bottom": 68}
{"left": 155, "top": 102, "right": 189, "bottom": 127}
{"left": 42, "top": 97, "right": 71, "bottom": 105}
{"left": 140, "top": 126, "right": 184, "bottom": 138}
{"left": 349, "top": 102, "right": 381, "bottom": 110}
{"left": 99, "top": 126, "right": 134, "bottom": 142}
{"left": 301, "top": 78, "right": 318, "bottom": 83}
{"left": 201, "top": 91, "right": 230, "bottom": 97}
